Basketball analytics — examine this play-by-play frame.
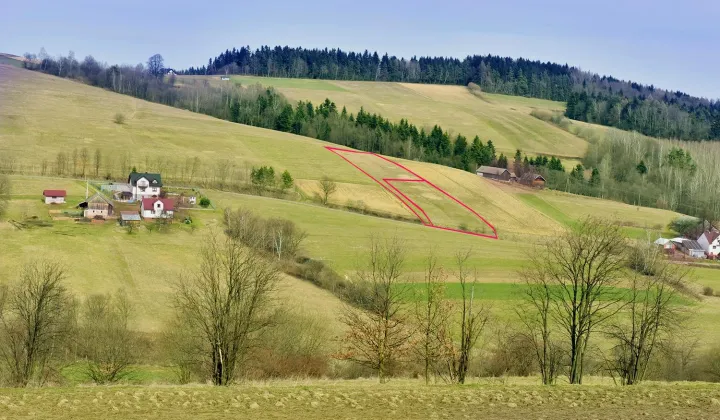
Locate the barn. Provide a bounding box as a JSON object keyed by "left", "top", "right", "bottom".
{"left": 476, "top": 166, "right": 512, "bottom": 181}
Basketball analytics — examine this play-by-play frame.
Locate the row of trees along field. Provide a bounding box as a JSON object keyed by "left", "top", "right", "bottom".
{"left": 531, "top": 110, "right": 720, "bottom": 224}
{"left": 18, "top": 52, "right": 719, "bottom": 221}
{"left": 18, "top": 52, "right": 560, "bottom": 174}
{"left": 177, "top": 45, "right": 720, "bottom": 141}
{"left": 0, "top": 209, "right": 717, "bottom": 386}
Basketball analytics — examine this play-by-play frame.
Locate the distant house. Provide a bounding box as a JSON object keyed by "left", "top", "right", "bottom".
{"left": 128, "top": 172, "right": 162, "bottom": 200}
{"left": 519, "top": 173, "right": 546, "bottom": 188}
{"left": 671, "top": 238, "right": 706, "bottom": 259}
{"left": 141, "top": 198, "right": 175, "bottom": 219}
{"left": 654, "top": 238, "right": 677, "bottom": 253}
{"left": 476, "top": 166, "right": 512, "bottom": 182}
{"left": 78, "top": 193, "right": 114, "bottom": 219}
{"left": 220, "top": 76, "right": 230, "bottom": 81}
{"left": 42, "top": 190, "right": 66, "bottom": 204}
{"left": 119, "top": 211, "right": 142, "bottom": 226}
{"left": 698, "top": 230, "right": 720, "bottom": 258}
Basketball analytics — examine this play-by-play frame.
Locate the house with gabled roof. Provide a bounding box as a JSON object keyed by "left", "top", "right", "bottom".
{"left": 698, "top": 230, "right": 720, "bottom": 258}
{"left": 141, "top": 198, "right": 175, "bottom": 219}
{"left": 77, "top": 193, "right": 114, "bottom": 219}
{"left": 128, "top": 172, "right": 162, "bottom": 200}
{"left": 42, "top": 190, "right": 66, "bottom": 204}
{"left": 476, "top": 166, "right": 512, "bottom": 182}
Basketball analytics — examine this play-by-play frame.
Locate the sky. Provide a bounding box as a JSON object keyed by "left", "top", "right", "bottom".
{"left": 2, "top": 0, "right": 719, "bottom": 99}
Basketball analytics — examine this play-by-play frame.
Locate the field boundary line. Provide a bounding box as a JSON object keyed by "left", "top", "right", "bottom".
{"left": 326, "top": 146, "right": 498, "bottom": 239}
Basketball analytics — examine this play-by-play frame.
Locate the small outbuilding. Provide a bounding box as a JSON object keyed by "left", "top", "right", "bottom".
{"left": 671, "top": 238, "right": 706, "bottom": 259}
{"left": 43, "top": 190, "right": 66, "bottom": 204}
{"left": 77, "top": 193, "right": 114, "bottom": 219}
{"left": 476, "top": 166, "right": 512, "bottom": 181}
{"left": 519, "top": 173, "right": 546, "bottom": 188}
{"left": 119, "top": 211, "right": 142, "bottom": 226}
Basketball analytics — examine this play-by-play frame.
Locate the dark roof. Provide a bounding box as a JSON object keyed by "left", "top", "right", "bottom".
{"left": 520, "top": 173, "right": 546, "bottom": 183}
{"left": 128, "top": 172, "right": 163, "bottom": 187}
{"left": 142, "top": 198, "right": 175, "bottom": 211}
{"left": 680, "top": 240, "right": 704, "bottom": 251}
{"left": 79, "top": 192, "right": 113, "bottom": 207}
{"left": 120, "top": 211, "right": 141, "bottom": 221}
{"left": 43, "top": 189, "right": 66, "bottom": 197}
{"left": 477, "top": 166, "right": 510, "bottom": 176}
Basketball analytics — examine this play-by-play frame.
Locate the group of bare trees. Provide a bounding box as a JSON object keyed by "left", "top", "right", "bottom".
{"left": 339, "top": 238, "right": 489, "bottom": 384}
{"left": 0, "top": 261, "right": 137, "bottom": 386}
{"left": 519, "top": 218, "right": 690, "bottom": 386}
{"left": 338, "top": 219, "right": 691, "bottom": 386}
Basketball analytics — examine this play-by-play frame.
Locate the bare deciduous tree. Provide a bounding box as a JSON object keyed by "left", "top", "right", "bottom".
{"left": 0, "top": 261, "right": 73, "bottom": 386}
{"left": 443, "top": 250, "right": 489, "bottom": 384}
{"left": 518, "top": 262, "right": 564, "bottom": 385}
{"left": 77, "top": 290, "right": 136, "bottom": 383}
{"left": 533, "top": 218, "right": 627, "bottom": 384}
{"left": 319, "top": 176, "right": 337, "bottom": 205}
{"left": 172, "top": 235, "right": 278, "bottom": 385}
{"left": 94, "top": 148, "right": 102, "bottom": 177}
{"left": 0, "top": 174, "right": 9, "bottom": 219}
{"left": 605, "top": 244, "right": 690, "bottom": 385}
{"left": 339, "top": 236, "right": 411, "bottom": 383}
{"left": 80, "top": 147, "right": 89, "bottom": 178}
{"left": 413, "top": 253, "right": 452, "bottom": 384}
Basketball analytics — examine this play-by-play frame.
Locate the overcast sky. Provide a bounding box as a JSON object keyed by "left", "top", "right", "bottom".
{"left": 2, "top": 0, "right": 718, "bottom": 99}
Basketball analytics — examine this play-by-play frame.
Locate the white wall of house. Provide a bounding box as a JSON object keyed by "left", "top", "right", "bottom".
{"left": 141, "top": 200, "right": 174, "bottom": 219}
{"left": 698, "top": 234, "right": 720, "bottom": 257}
{"left": 132, "top": 177, "right": 161, "bottom": 199}
{"left": 84, "top": 208, "right": 108, "bottom": 218}
{"left": 710, "top": 239, "right": 720, "bottom": 257}
{"left": 44, "top": 196, "right": 65, "bottom": 204}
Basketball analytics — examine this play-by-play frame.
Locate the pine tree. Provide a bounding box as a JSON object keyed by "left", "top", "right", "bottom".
{"left": 590, "top": 168, "right": 600, "bottom": 185}
{"left": 636, "top": 160, "right": 648, "bottom": 175}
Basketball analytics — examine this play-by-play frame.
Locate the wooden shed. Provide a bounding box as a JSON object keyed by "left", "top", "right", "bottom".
{"left": 476, "top": 166, "right": 512, "bottom": 181}
{"left": 519, "top": 173, "right": 546, "bottom": 188}
{"left": 77, "top": 193, "right": 114, "bottom": 219}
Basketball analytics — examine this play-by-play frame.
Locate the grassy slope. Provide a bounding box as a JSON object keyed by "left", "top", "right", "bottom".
{"left": 181, "top": 74, "right": 588, "bottom": 158}
{"left": 2, "top": 66, "right": 717, "bottom": 347}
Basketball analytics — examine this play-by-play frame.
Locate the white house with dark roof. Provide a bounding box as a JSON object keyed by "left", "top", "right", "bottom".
{"left": 128, "top": 172, "right": 162, "bottom": 200}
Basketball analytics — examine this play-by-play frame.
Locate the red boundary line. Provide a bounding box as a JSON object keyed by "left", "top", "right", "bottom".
{"left": 325, "top": 146, "right": 498, "bottom": 239}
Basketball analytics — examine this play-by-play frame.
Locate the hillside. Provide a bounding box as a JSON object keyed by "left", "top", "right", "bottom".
{"left": 180, "top": 74, "right": 587, "bottom": 158}
{"left": 2, "top": 65, "right": 719, "bottom": 350}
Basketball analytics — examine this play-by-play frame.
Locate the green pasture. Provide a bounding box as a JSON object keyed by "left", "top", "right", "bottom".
{"left": 182, "top": 74, "right": 588, "bottom": 157}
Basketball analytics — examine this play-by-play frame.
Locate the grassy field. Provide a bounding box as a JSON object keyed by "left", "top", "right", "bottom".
{"left": 180, "top": 74, "right": 588, "bottom": 158}
{"left": 2, "top": 66, "right": 718, "bottom": 355}
{"left": 0, "top": 380, "right": 718, "bottom": 419}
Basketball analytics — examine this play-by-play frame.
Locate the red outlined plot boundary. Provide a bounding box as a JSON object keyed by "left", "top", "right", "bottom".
{"left": 325, "top": 146, "right": 498, "bottom": 239}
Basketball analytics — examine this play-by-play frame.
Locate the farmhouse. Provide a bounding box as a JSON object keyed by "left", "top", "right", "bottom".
{"left": 476, "top": 166, "right": 512, "bottom": 181}
{"left": 697, "top": 230, "right": 720, "bottom": 259}
{"left": 42, "top": 189, "right": 66, "bottom": 204}
{"left": 141, "top": 198, "right": 175, "bottom": 219}
{"left": 519, "top": 173, "right": 546, "bottom": 188}
{"left": 220, "top": 76, "right": 230, "bottom": 81}
{"left": 78, "top": 193, "right": 114, "bottom": 219}
{"left": 128, "top": 172, "right": 162, "bottom": 200}
{"left": 671, "top": 238, "right": 706, "bottom": 259}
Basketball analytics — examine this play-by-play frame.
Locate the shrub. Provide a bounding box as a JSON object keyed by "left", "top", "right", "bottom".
{"left": 113, "top": 113, "right": 126, "bottom": 124}
{"left": 199, "top": 197, "right": 211, "bottom": 208}
{"left": 703, "top": 286, "right": 715, "bottom": 297}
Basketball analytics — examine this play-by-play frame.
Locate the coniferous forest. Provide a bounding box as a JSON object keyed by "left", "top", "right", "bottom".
{"left": 182, "top": 46, "right": 720, "bottom": 141}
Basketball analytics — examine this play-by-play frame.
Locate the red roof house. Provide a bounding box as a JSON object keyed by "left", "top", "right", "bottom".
{"left": 141, "top": 198, "right": 175, "bottom": 219}
{"left": 42, "top": 189, "right": 66, "bottom": 204}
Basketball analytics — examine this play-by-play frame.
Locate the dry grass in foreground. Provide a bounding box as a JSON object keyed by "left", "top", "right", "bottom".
{"left": 1, "top": 380, "right": 719, "bottom": 419}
